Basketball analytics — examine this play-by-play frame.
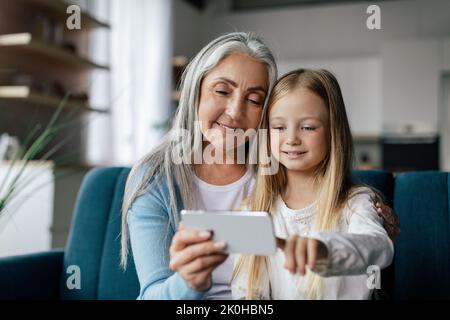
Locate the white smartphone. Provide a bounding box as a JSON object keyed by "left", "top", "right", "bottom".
{"left": 180, "top": 209, "right": 277, "bottom": 255}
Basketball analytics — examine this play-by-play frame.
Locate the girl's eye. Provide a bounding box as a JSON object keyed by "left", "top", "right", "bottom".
{"left": 272, "top": 126, "right": 285, "bottom": 131}
{"left": 302, "top": 126, "right": 316, "bottom": 131}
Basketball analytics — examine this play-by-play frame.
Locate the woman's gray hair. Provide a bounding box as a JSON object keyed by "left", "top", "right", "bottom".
{"left": 120, "top": 32, "right": 278, "bottom": 268}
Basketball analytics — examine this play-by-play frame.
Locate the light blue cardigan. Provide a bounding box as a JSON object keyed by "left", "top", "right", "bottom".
{"left": 127, "top": 174, "right": 208, "bottom": 300}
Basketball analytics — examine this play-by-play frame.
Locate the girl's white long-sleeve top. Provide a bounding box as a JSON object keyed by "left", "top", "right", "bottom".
{"left": 231, "top": 187, "right": 394, "bottom": 300}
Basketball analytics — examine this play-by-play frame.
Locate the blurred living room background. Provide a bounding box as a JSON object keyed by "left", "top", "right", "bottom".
{"left": 0, "top": 0, "right": 449, "bottom": 258}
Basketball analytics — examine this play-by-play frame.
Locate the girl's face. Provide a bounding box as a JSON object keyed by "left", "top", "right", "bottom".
{"left": 269, "top": 88, "right": 329, "bottom": 173}
{"left": 198, "top": 53, "right": 268, "bottom": 151}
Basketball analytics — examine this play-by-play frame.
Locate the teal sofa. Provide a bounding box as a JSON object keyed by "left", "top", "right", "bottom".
{"left": 0, "top": 168, "right": 448, "bottom": 299}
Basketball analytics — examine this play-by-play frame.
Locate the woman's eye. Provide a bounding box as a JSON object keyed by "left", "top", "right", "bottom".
{"left": 247, "top": 98, "right": 262, "bottom": 106}
{"left": 215, "top": 90, "right": 229, "bottom": 96}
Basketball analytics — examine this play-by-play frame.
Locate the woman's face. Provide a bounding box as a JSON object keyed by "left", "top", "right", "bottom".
{"left": 198, "top": 53, "right": 269, "bottom": 152}
{"left": 269, "top": 88, "right": 329, "bottom": 173}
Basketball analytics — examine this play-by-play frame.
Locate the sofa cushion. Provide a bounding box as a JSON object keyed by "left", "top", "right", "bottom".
{"left": 60, "top": 167, "right": 139, "bottom": 299}
{"left": 394, "top": 172, "right": 450, "bottom": 299}
{"left": 353, "top": 170, "right": 394, "bottom": 206}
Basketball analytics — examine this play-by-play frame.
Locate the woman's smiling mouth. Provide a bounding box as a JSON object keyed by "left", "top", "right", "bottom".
{"left": 214, "top": 121, "right": 238, "bottom": 133}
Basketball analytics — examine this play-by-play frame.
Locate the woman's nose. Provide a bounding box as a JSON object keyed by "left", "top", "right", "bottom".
{"left": 225, "top": 96, "right": 245, "bottom": 121}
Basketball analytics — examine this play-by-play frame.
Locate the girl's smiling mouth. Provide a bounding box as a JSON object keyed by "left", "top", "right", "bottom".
{"left": 282, "top": 151, "right": 308, "bottom": 158}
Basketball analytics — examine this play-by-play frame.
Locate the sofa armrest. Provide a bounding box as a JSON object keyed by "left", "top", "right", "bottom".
{"left": 0, "top": 249, "right": 64, "bottom": 299}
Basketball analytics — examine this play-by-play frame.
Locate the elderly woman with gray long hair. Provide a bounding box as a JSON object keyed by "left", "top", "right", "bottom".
{"left": 120, "top": 32, "right": 399, "bottom": 300}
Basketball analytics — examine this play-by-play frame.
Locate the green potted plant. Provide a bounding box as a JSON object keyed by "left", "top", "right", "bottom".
{"left": 0, "top": 94, "right": 75, "bottom": 219}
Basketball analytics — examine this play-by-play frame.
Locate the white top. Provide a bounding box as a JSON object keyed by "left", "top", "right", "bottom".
{"left": 232, "top": 187, "right": 394, "bottom": 300}
{"left": 193, "top": 169, "right": 255, "bottom": 300}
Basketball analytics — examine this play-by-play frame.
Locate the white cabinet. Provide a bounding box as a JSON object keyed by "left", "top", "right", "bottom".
{"left": 0, "top": 161, "right": 54, "bottom": 257}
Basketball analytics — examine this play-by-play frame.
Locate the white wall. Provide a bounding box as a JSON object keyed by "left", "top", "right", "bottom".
{"left": 441, "top": 75, "right": 450, "bottom": 171}
{"left": 442, "top": 38, "right": 450, "bottom": 170}
{"left": 200, "top": 0, "right": 450, "bottom": 60}
{"left": 278, "top": 56, "right": 382, "bottom": 135}
{"left": 381, "top": 38, "right": 440, "bottom": 134}
{"left": 443, "top": 37, "right": 450, "bottom": 72}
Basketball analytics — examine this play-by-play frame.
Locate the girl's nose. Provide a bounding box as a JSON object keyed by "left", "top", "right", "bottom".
{"left": 286, "top": 139, "right": 301, "bottom": 146}
{"left": 286, "top": 129, "right": 301, "bottom": 146}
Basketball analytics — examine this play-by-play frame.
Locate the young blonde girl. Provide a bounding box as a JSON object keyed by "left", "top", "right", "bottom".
{"left": 231, "top": 69, "right": 394, "bottom": 300}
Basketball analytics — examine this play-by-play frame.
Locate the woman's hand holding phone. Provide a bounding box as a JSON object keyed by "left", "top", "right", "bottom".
{"left": 169, "top": 224, "right": 228, "bottom": 292}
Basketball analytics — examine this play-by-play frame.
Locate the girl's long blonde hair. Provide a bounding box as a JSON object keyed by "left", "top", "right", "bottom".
{"left": 233, "top": 69, "right": 355, "bottom": 299}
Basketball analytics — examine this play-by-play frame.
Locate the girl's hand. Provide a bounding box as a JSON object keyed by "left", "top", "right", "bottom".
{"left": 277, "top": 236, "right": 328, "bottom": 276}
{"left": 374, "top": 201, "right": 400, "bottom": 242}
{"left": 169, "top": 224, "right": 228, "bottom": 292}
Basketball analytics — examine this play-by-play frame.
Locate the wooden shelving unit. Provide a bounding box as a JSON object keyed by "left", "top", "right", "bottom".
{"left": 0, "top": 32, "right": 109, "bottom": 70}
{"left": 172, "top": 56, "right": 189, "bottom": 102}
{"left": 171, "top": 90, "right": 181, "bottom": 101}
{"left": 0, "top": 0, "right": 110, "bottom": 164}
{"left": 0, "top": 86, "right": 108, "bottom": 113}
{"left": 172, "top": 56, "right": 189, "bottom": 67}
{"left": 18, "top": 0, "right": 110, "bottom": 30}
